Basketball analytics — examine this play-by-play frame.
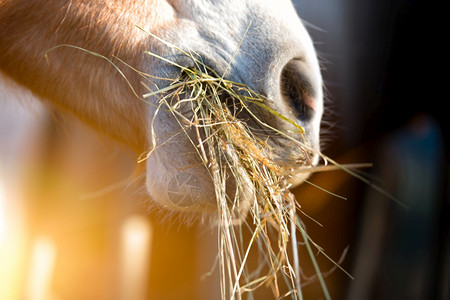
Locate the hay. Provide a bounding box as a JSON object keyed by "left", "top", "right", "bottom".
{"left": 139, "top": 40, "right": 338, "bottom": 299}
{"left": 46, "top": 31, "right": 374, "bottom": 299}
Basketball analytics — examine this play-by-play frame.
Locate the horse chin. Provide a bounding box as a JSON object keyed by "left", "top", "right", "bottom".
{"left": 143, "top": 112, "right": 322, "bottom": 217}
{"left": 145, "top": 155, "right": 254, "bottom": 219}
{"left": 145, "top": 149, "right": 320, "bottom": 219}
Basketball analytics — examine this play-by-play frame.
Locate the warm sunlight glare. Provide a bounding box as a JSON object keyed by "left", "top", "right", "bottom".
{"left": 119, "top": 215, "right": 153, "bottom": 300}
{"left": 25, "top": 236, "right": 57, "bottom": 300}
{"left": 0, "top": 175, "right": 28, "bottom": 300}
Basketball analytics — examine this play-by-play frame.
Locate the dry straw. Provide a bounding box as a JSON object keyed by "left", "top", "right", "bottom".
{"left": 45, "top": 24, "right": 390, "bottom": 299}
{"left": 137, "top": 27, "right": 351, "bottom": 300}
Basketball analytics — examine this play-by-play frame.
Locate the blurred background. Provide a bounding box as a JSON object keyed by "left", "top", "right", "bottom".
{"left": 0, "top": 0, "right": 447, "bottom": 299}
{"left": 294, "top": 0, "right": 448, "bottom": 299}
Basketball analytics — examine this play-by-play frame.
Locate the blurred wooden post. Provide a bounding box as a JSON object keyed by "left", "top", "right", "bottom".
{"left": 119, "top": 215, "right": 152, "bottom": 300}
{"left": 1, "top": 81, "right": 48, "bottom": 300}
{"left": 25, "top": 236, "right": 57, "bottom": 300}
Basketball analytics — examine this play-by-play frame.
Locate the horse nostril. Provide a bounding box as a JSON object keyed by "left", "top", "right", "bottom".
{"left": 280, "top": 59, "right": 316, "bottom": 122}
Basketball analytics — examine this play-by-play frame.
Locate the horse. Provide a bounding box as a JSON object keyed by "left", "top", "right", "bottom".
{"left": 0, "top": 0, "right": 323, "bottom": 216}
{"left": 0, "top": 0, "right": 324, "bottom": 298}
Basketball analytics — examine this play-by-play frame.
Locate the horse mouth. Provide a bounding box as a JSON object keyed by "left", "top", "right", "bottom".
{"left": 144, "top": 58, "right": 322, "bottom": 216}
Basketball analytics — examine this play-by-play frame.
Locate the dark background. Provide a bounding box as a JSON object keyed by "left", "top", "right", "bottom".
{"left": 293, "top": 0, "right": 448, "bottom": 299}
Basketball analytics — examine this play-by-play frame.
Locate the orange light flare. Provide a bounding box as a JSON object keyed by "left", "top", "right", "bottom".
{"left": 0, "top": 174, "right": 28, "bottom": 300}
{"left": 25, "top": 236, "right": 58, "bottom": 300}
{"left": 119, "top": 215, "right": 153, "bottom": 300}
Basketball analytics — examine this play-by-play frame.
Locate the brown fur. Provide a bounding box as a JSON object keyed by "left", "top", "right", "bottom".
{"left": 0, "top": 0, "right": 176, "bottom": 152}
